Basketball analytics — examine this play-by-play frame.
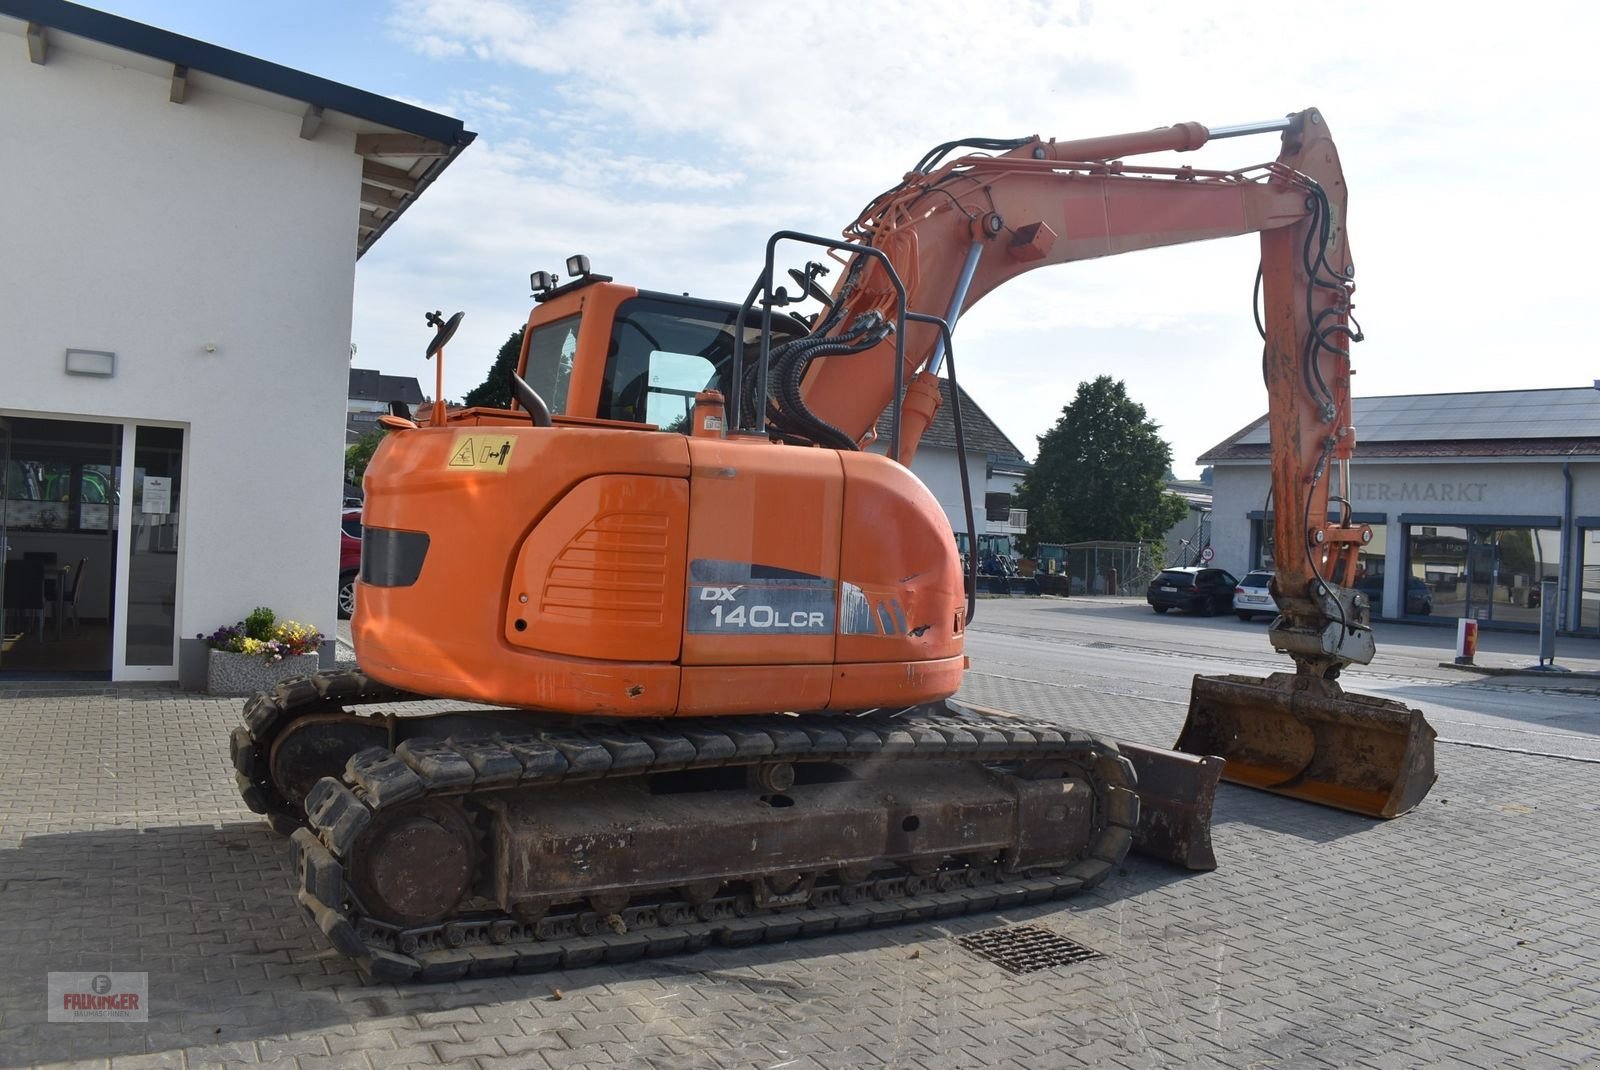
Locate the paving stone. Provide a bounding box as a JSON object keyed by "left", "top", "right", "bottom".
{"left": 109, "top": 1055, "right": 184, "bottom": 1070}
{"left": 292, "top": 1054, "right": 374, "bottom": 1070}
{"left": 2, "top": 624, "right": 1600, "bottom": 1070}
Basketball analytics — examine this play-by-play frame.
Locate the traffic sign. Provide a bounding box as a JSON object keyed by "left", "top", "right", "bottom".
{"left": 1200, "top": 546, "right": 1215, "bottom": 563}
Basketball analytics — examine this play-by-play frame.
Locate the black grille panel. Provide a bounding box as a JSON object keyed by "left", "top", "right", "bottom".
{"left": 955, "top": 924, "right": 1102, "bottom": 974}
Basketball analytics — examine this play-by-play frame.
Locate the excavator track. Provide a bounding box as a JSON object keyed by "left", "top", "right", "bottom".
{"left": 232, "top": 671, "right": 1139, "bottom": 982}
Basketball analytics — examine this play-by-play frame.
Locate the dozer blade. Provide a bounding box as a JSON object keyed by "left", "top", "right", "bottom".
{"left": 1177, "top": 672, "right": 1436, "bottom": 819}
{"left": 968, "top": 704, "right": 1222, "bottom": 871}
{"left": 1118, "top": 742, "right": 1222, "bottom": 871}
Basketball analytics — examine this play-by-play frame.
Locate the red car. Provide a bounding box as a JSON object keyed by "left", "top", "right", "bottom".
{"left": 339, "top": 510, "right": 361, "bottom": 619}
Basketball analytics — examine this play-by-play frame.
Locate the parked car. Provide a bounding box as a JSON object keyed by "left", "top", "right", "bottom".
{"left": 1356, "top": 574, "right": 1433, "bottom": 616}
{"left": 1233, "top": 570, "right": 1276, "bottom": 621}
{"left": 1401, "top": 576, "right": 1433, "bottom": 615}
{"left": 339, "top": 510, "right": 361, "bottom": 620}
{"left": 1147, "top": 566, "right": 1238, "bottom": 616}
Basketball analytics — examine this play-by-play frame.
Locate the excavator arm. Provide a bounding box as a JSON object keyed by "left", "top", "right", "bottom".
{"left": 781, "top": 109, "right": 1368, "bottom": 679}
{"left": 766, "top": 108, "right": 1433, "bottom": 815}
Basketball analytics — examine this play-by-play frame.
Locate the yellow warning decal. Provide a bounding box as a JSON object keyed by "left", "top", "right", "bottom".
{"left": 446, "top": 435, "right": 516, "bottom": 472}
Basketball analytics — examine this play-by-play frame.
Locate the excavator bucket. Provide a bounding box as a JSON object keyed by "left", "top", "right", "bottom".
{"left": 1177, "top": 672, "right": 1436, "bottom": 819}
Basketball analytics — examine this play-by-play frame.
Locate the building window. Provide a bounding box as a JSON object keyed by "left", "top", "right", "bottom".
{"left": 1579, "top": 527, "right": 1600, "bottom": 632}
{"left": 1250, "top": 519, "right": 1275, "bottom": 571}
{"left": 1251, "top": 518, "right": 1385, "bottom": 597}
{"left": 1406, "top": 524, "right": 1559, "bottom": 626}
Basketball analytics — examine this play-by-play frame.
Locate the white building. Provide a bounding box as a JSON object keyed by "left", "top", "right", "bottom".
{"left": 872, "top": 379, "right": 1030, "bottom": 551}
{"left": 347, "top": 368, "right": 425, "bottom": 444}
{"left": 1201, "top": 387, "right": 1600, "bottom": 633}
{"left": 0, "top": 1, "right": 473, "bottom": 681}
{"left": 1163, "top": 478, "right": 1213, "bottom": 567}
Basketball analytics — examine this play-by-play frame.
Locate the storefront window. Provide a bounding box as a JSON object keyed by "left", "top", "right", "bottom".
{"left": 1252, "top": 517, "right": 1385, "bottom": 597}
{"left": 1251, "top": 520, "right": 1275, "bottom": 571}
{"left": 1409, "top": 525, "right": 1467, "bottom": 618}
{"left": 1582, "top": 528, "right": 1600, "bottom": 632}
{"left": 1407, "top": 523, "right": 1559, "bottom": 626}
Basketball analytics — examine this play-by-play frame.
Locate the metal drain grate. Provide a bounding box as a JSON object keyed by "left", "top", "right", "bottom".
{"left": 955, "top": 925, "right": 1102, "bottom": 974}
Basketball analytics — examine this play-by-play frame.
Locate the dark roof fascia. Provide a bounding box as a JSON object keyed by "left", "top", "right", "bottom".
{"left": 1397, "top": 513, "right": 1561, "bottom": 528}
{"left": 1248, "top": 509, "right": 1387, "bottom": 525}
{"left": 5, "top": 0, "right": 471, "bottom": 146}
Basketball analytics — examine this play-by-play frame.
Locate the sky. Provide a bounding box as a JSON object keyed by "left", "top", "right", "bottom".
{"left": 92, "top": 0, "right": 1600, "bottom": 476}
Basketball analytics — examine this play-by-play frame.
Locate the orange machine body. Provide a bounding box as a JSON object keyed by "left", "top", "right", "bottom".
{"left": 357, "top": 108, "right": 1371, "bottom": 715}
{"left": 353, "top": 416, "right": 965, "bottom": 717}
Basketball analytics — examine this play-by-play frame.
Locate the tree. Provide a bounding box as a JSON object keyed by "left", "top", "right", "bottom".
{"left": 344, "top": 429, "right": 385, "bottom": 487}
{"left": 1016, "top": 376, "right": 1188, "bottom": 552}
{"left": 464, "top": 327, "right": 525, "bottom": 409}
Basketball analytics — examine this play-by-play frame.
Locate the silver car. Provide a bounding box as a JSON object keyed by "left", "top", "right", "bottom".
{"left": 1233, "top": 570, "right": 1275, "bottom": 621}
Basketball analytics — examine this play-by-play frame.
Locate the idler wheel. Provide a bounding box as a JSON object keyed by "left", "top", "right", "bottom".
{"left": 348, "top": 799, "right": 477, "bottom": 925}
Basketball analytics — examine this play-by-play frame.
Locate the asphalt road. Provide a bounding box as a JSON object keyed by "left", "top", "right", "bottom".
{"left": 961, "top": 596, "right": 1600, "bottom": 763}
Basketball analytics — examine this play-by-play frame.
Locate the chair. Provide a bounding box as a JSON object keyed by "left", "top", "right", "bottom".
{"left": 3, "top": 558, "right": 46, "bottom": 641}
{"left": 64, "top": 557, "right": 88, "bottom": 633}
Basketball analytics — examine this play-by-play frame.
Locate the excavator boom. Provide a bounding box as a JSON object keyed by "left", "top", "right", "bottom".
{"left": 774, "top": 108, "right": 1435, "bottom": 816}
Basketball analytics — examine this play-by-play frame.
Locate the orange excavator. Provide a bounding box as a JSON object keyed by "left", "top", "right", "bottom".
{"left": 232, "top": 108, "right": 1435, "bottom": 981}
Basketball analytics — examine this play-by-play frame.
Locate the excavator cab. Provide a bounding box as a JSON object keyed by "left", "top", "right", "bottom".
{"left": 514, "top": 277, "right": 811, "bottom": 430}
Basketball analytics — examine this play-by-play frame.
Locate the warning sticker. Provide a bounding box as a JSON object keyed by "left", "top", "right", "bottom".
{"left": 447, "top": 435, "right": 516, "bottom": 472}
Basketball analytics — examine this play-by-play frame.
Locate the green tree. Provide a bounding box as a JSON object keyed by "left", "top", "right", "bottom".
{"left": 1016, "top": 376, "right": 1188, "bottom": 552}
{"left": 464, "top": 327, "right": 525, "bottom": 409}
{"left": 344, "top": 429, "right": 385, "bottom": 488}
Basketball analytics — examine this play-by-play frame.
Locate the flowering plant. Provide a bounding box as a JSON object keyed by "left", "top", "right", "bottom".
{"left": 198, "top": 606, "right": 323, "bottom": 663}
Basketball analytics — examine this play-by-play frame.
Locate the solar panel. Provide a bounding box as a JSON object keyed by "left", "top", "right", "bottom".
{"left": 1232, "top": 388, "right": 1600, "bottom": 445}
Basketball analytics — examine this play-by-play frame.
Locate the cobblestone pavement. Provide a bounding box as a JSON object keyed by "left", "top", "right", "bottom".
{"left": 4, "top": 609, "right": 1599, "bottom": 1069}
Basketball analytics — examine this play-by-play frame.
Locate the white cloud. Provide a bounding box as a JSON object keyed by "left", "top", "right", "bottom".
{"left": 353, "top": 0, "right": 1600, "bottom": 475}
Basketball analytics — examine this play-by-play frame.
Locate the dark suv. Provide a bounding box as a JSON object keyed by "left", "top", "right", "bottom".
{"left": 1356, "top": 574, "right": 1433, "bottom": 616}
{"left": 1147, "top": 566, "right": 1238, "bottom": 616}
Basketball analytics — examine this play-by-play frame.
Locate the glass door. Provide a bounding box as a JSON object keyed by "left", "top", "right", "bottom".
{"left": 0, "top": 417, "right": 10, "bottom": 669}
{"left": 123, "top": 426, "right": 184, "bottom": 671}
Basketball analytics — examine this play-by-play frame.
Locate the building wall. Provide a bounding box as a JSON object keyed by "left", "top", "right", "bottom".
{"left": 910, "top": 448, "right": 1030, "bottom": 542}
{"left": 867, "top": 443, "right": 991, "bottom": 538}
{"left": 1, "top": 41, "right": 361, "bottom": 670}
{"left": 1163, "top": 504, "right": 1212, "bottom": 568}
{"left": 1210, "top": 457, "right": 1600, "bottom": 628}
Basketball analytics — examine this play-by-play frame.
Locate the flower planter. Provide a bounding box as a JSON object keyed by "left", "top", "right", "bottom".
{"left": 206, "top": 649, "right": 320, "bottom": 696}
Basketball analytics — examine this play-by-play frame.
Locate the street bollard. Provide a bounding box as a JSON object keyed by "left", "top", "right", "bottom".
{"left": 1454, "top": 618, "right": 1478, "bottom": 666}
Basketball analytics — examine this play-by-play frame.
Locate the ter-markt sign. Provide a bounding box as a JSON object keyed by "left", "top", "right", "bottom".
{"left": 1349, "top": 481, "right": 1490, "bottom": 504}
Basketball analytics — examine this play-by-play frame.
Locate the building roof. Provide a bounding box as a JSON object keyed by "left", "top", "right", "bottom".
{"left": 1166, "top": 480, "right": 1213, "bottom": 508}
{"left": 349, "top": 368, "right": 425, "bottom": 405}
{"left": 1200, "top": 387, "right": 1600, "bottom": 463}
{"left": 2, "top": 0, "right": 475, "bottom": 257}
{"left": 874, "top": 379, "right": 1027, "bottom": 462}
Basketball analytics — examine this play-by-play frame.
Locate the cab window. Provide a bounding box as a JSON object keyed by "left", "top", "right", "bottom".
{"left": 523, "top": 315, "right": 579, "bottom": 416}
{"left": 598, "top": 296, "right": 806, "bottom": 431}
